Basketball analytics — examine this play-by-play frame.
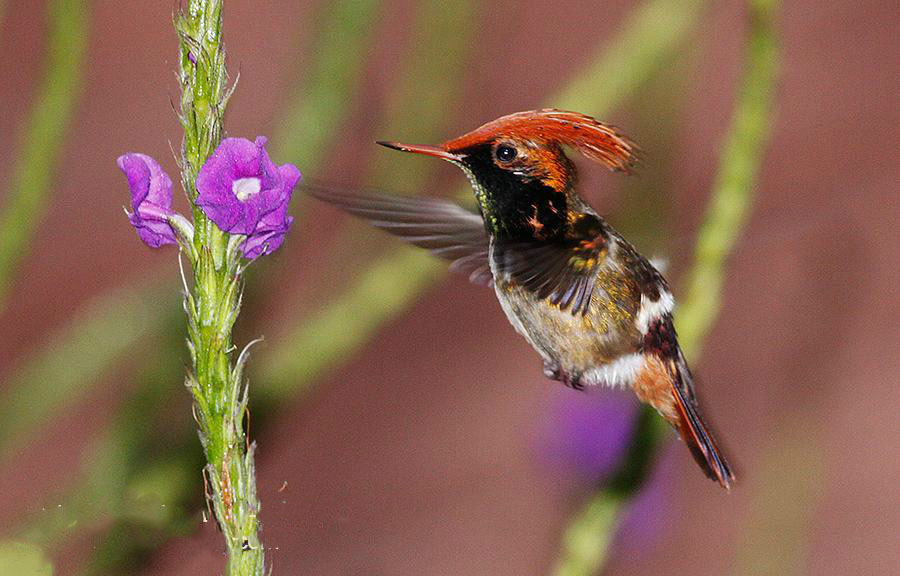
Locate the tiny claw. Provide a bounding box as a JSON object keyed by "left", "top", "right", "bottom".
{"left": 564, "top": 374, "right": 586, "bottom": 391}
{"left": 543, "top": 361, "right": 561, "bottom": 380}
{"left": 544, "top": 362, "right": 585, "bottom": 391}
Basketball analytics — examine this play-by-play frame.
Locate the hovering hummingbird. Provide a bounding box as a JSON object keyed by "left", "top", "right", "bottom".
{"left": 308, "top": 109, "right": 734, "bottom": 489}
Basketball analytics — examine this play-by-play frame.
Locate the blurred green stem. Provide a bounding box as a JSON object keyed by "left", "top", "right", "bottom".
{"left": 676, "top": 0, "right": 780, "bottom": 356}
{"left": 368, "top": 0, "right": 472, "bottom": 190}
{"left": 312, "top": 0, "right": 473, "bottom": 289}
{"left": 555, "top": 0, "right": 706, "bottom": 111}
{"left": 0, "top": 281, "right": 173, "bottom": 462}
{"left": 261, "top": 248, "right": 440, "bottom": 395}
{"left": 272, "top": 0, "right": 379, "bottom": 169}
{"left": 0, "top": 0, "right": 88, "bottom": 310}
{"left": 552, "top": 1, "right": 780, "bottom": 574}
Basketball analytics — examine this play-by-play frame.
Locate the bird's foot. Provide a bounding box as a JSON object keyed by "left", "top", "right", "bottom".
{"left": 544, "top": 362, "right": 585, "bottom": 391}
{"left": 564, "top": 374, "right": 585, "bottom": 391}
{"left": 543, "top": 361, "right": 561, "bottom": 380}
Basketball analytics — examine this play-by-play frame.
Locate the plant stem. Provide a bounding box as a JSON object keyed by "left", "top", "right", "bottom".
{"left": 176, "top": 1, "right": 264, "bottom": 574}
{"left": 552, "top": 0, "right": 780, "bottom": 573}
{"left": 676, "top": 0, "right": 781, "bottom": 357}
{"left": 0, "top": 0, "right": 88, "bottom": 311}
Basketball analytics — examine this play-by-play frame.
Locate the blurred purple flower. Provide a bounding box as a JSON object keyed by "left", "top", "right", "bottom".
{"left": 537, "top": 389, "right": 637, "bottom": 480}
{"left": 117, "top": 153, "right": 177, "bottom": 248}
{"left": 195, "top": 137, "right": 300, "bottom": 254}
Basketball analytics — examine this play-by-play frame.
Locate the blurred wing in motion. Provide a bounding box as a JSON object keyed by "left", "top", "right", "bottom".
{"left": 492, "top": 214, "right": 610, "bottom": 316}
{"left": 304, "top": 184, "right": 493, "bottom": 286}
{"left": 493, "top": 241, "right": 601, "bottom": 316}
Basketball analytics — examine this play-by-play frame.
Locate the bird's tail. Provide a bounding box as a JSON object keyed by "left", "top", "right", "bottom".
{"left": 669, "top": 357, "right": 735, "bottom": 490}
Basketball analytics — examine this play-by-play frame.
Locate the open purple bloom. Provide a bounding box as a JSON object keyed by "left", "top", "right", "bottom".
{"left": 195, "top": 137, "right": 300, "bottom": 250}
{"left": 117, "top": 153, "right": 177, "bottom": 248}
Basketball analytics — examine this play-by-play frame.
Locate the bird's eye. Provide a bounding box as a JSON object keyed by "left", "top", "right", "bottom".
{"left": 495, "top": 145, "right": 518, "bottom": 163}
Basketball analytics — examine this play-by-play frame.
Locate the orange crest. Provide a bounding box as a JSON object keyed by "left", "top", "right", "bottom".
{"left": 443, "top": 109, "right": 638, "bottom": 172}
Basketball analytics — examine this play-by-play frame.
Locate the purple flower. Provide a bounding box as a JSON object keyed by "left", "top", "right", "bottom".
{"left": 195, "top": 137, "right": 300, "bottom": 257}
{"left": 240, "top": 200, "right": 294, "bottom": 259}
{"left": 536, "top": 389, "right": 637, "bottom": 480}
{"left": 117, "top": 153, "right": 177, "bottom": 248}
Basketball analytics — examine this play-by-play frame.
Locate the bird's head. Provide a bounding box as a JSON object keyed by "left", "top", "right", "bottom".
{"left": 378, "top": 109, "right": 637, "bottom": 240}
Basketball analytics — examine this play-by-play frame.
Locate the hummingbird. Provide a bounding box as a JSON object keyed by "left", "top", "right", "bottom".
{"left": 308, "top": 109, "right": 734, "bottom": 489}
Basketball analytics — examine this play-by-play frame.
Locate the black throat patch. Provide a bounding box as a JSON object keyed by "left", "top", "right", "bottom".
{"left": 461, "top": 144, "right": 567, "bottom": 240}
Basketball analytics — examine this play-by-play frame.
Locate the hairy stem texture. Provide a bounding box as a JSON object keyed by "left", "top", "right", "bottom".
{"left": 176, "top": 1, "right": 264, "bottom": 574}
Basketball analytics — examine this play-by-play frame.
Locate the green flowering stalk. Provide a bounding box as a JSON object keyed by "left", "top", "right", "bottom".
{"left": 116, "top": 1, "right": 299, "bottom": 574}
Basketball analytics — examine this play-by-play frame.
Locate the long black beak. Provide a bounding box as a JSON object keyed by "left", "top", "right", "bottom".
{"left": 376, "top": 141, "right": 463, "bottom": 162}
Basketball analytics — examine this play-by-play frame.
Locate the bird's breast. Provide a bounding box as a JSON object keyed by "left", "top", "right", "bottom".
{"left": 490, "top": 262, "right": 640, "bottom": 374}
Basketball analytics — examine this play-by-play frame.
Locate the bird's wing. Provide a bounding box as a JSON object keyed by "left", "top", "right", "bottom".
{"left": 305, "top": 185, "right": 493, "bottom": 286}
{"left": 493, "top": 215, "right": 610, "bottom": 316}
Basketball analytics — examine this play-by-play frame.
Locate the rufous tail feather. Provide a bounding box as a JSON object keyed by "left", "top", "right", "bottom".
{"left": 669, "top": 358, "right": 735, "bottom": 490}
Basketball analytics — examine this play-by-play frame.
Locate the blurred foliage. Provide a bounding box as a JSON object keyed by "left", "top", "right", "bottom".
{"left": 16, "top": 320, "right": 195, "bottom": 553}
{"left": 732, "top": 415, "right": 823, "bottom": 576}
{"left": 554, "top": 0, "right": 706, "bottom": 112}
{"left": 262, "top": 248, "right": 441, "bottom": 396}
{"left": 677, "top": 0, "right": 781, "bottom": 356}
{"left": 273, "top": 0, "right": 476, "bottom": 371}
{"left": 553, "top": 0, "right": 781, "bottom": 574}
{"left": 0, "top": 541, "right": 53, "bottom": 576}
{"left": 367, "top": 0, "right": 473, "bottom": 190}
{"left": 553, "top": 408, "right": 664, "bottom": 576}
{"left": 309, "top": 0, "right": 474, "bottom": 296}
{"left": 272, "top": 0, "right": 380, "bottom": 171}
{"left": 0, "top": 0, "right": 88, "bottom": 310}
{"left": 0, "top": 281, "right": 175, "bottom": 462}
{"left": 74, "top": 353, "right": 200, "bottom": 576}
{"left": 0, "top": 0, "right": 785, "bottom": 573}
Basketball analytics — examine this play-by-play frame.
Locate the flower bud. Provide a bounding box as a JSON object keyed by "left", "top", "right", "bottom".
{"left": 117, "top": 153, "right": 179, "bottom": 248}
